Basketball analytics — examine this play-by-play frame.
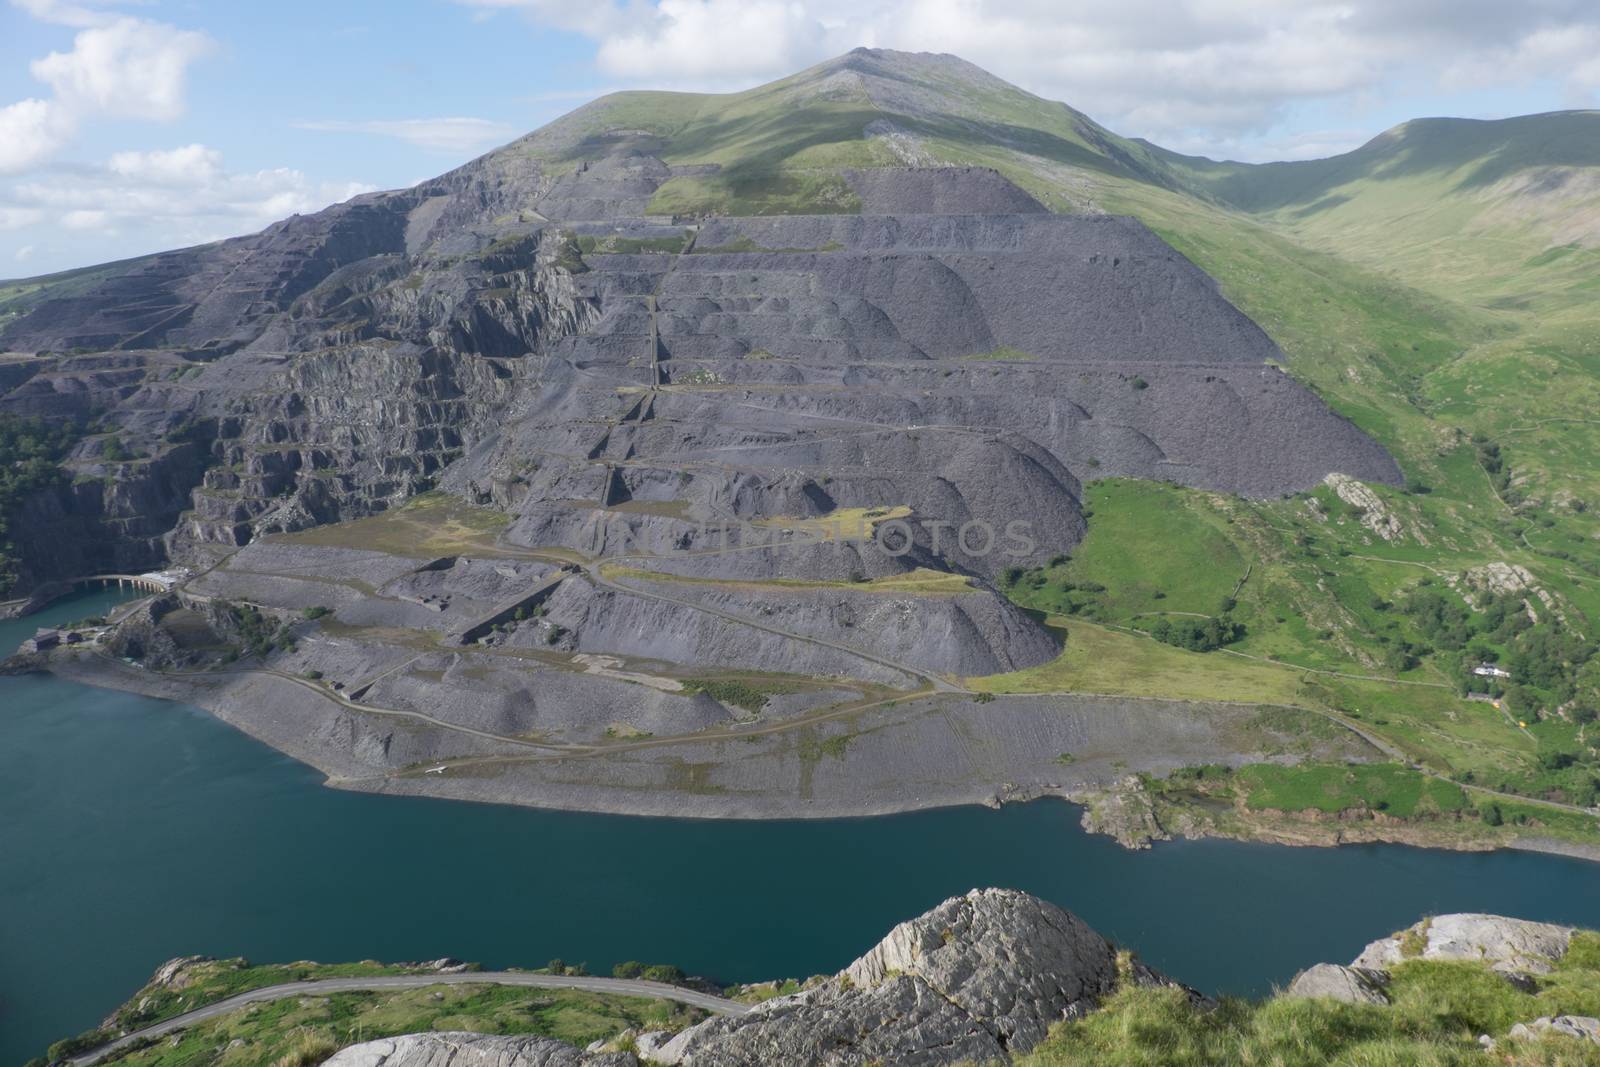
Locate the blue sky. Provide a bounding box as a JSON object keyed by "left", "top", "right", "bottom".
{"left": 3, "top": 0, "right": 1598, "bottom": 276}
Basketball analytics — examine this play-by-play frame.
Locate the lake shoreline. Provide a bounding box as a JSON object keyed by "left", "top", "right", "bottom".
{"left": 37, "top": 649, "right": 1600, "bottom": 864}
{"left": 7, "top": 593, "right": 1600, "bottom": 1067}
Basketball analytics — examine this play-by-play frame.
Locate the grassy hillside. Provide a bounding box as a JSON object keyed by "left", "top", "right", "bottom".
{"left": 43, "top": 934, "right": 1600, "bottom": 1067}
{"left": 30, "top": 959, "right": 705, "bottom": 1067}
{"left": 1022, "top": 930, "right": 1600, "bottom": 1066}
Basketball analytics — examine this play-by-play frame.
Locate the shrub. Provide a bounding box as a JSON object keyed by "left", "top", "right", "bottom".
{"left": 642, "top": 964, "right": 686, "bottom": 985}
{"left": 271, "top": 1032, "right": 338, "bottom": 1067}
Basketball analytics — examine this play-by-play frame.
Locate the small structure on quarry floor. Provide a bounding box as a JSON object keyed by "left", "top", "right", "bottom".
{"left": 21, "top": 628, "right": 60, "bottom": 653}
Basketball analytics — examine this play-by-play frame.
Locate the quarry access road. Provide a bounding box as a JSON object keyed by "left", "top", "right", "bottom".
{"left": 388, "top": 678, "right": 935, "bottom": 781}
{"left": 67, "top": 973, "right": 745, "bottom": 1067}
{"left": 85, "top": 650, "right": 584, "bottom": 755}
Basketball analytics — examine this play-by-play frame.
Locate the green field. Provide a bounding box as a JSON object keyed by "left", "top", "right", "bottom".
{"left": 1237, "top": 763, "right": 1469, "bottom": 818}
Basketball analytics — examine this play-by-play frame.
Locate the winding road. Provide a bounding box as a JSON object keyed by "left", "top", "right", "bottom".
{"left": 68, "top": 972, "right": 747, "bottom": 1067}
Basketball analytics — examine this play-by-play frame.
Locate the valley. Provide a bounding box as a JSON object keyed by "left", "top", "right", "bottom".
{"left": 2, "top": 49, "right": 1598, "bottom": 856}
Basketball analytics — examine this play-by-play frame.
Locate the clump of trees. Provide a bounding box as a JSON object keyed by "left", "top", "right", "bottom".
{"left": 224, "top": 601, "right": 297, "bottom": 658}
{"left": 612, "top": 960, "right": 688, "bottom": 985}
{"left": 0, "top": 415, "right": 77, "bottom": 594}
{"left": 1148, "top": 615, "right": 1245, "bottom": 653}
{"left": 1401, "top": 580, "right": 1598, "bottom": 715}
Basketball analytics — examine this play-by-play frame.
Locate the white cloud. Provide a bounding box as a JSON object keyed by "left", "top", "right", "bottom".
{"left": 0, "top": 98, "right": 70, "bottom": 174}
{"left": 108, "top": 143, "right": 225, "bottom": 185}
{"left": 460, "top": 0, "right": 1600, "bottom": 153}
{"left": 1442, "top": 23, "right": 1600, "bottom": 102}
{"left": 31, "top": 17, "right": 214, "bottom": 121}
{"left": 293, "top": 117, "right": 518, "bottom": 154}
{"left": 12, "top": 0, "right": 106, "bottom": 28}
{"left": 15, "top": 244, "right": 35, "bottom": 261}
{"left": 0, "top": 1, "right": 215, "bottom": 173}
{"left": 453, "top": 0, "right": 622, "bottom": 37}
{"left": 60, "top": 208, "right": 110, "bottom": 231}
{"left": 0, "top": 207, "right": 45, "bottom": 230}
{"left": 594, "top": 0, "right": 829, "bottom": 83}
{"left": 4, "top": 146, "right": 377, "bottom": 242}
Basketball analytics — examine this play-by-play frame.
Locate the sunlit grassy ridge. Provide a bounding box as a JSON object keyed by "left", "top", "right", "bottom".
{"left": 1020, "top": 934, "right": 1600, "bottom": 1066}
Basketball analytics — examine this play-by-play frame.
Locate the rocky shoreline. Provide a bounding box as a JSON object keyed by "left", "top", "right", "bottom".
{"left": 25, "top": 650, "right": 1599, "bottom": 866}
{"left": 38, "top": 650, "right": 1365, "bottom": 820}
{"left": 1068, "top": 774, "right": 1600, "bottom": 864}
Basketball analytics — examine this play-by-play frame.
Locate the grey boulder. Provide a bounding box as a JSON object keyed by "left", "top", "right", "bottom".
{"left": 323, "top": 1033, "right": 634, "bottom": 1067}
{"left": 1508, "top": 1015, "right": 1600, "bottom": 1045}
{"left": 644, "top": 887, "right": 1192, "bottom": 1065}
{"left": 1283, "top": 964, "right": 1390, "bottom": 1005}
{"left": 1352, "top": 913, "right": 1574, "bottom": 975}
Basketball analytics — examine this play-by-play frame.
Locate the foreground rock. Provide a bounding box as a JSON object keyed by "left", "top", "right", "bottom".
{"left": 1287, "top": 911, "right": 1577, "bottom": 1008}
{"left": 646, "top": 888, "right": 1198, "bottom": 1065}
{"left": 1508, "top": 1015, "right": 1600, "bottom": 1045}
{"left": 315, "top": 890, "right": 1188, "bottom": 1067}
{"left": 1283, "top": 964, "right": 1390, "bottom": 1006}
{"left": 53, "top": 892, "right": 1600, "bottom": 1067}
{"left": 1352, "top": 913, "right": 1574, "bottom": 975}
{"left": 325, "top": 1033, "right": 635, "bottom": 1067}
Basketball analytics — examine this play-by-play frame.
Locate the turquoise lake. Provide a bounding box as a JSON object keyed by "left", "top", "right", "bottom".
{"left": 5, "top": 588, "right": 1600, "bottom": 1065}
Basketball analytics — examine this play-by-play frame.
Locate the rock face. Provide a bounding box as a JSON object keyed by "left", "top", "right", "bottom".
{"left": 1352, "top": 913, "right": 1575, "bottom": 975}
{"left": 324, "top": 1033, "right": 632, "bottom": 1067}
{"left": 1, "top": 51, "right": 1403, "bottom": 815}
{"left": 646, "top": 888, "right": 1195, "bottom": 1065}
{"left": 1508, "top": 1015, "right": 1600, "bottom": 1045}
{"left": 0, "top": 55, "right": 1399, "bottom": 601}
{"left": 114, "top": 896, "right": 1600, "bottom": 1067}
{"left": 1283, "top": 963, "right": 1390, "bottom": 1005}
{"left": 1287, "top": 912, "right": 1579, "bottom": 1012}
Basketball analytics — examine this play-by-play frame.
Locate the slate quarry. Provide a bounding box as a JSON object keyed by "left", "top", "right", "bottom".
{"left": 1, "top": 115, "right": 1401, "bottom": 807}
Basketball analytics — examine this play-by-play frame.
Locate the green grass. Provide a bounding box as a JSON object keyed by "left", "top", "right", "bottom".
{"left": 100, "top": 960, "right": 448, "bottom": 1031}
{"left": 277, "top": 492, "right": 512, "bottom": 557}
{"left": 681, "top": 676, "right": 800, "bottom": 713}
{"left": 574, "top": 233, "right": 692, "bottom": 255}
{"left": 1019, "top": 951, "right": 1600, "bottom": 1066}
{"left": 969, "top": 617, "right": 1304, "bottom": 705}
{"left": 68, "top": 985, "right": 703, "bottom": 1067}
{"left": 1237, "top": 763, "right": 1468, "bottom": 818}
{"left": 1007, "top": 480, "right": 1245, "bottom": 621}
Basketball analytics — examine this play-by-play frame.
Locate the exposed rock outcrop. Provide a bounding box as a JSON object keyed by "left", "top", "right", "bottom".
{"left": 1508, "top": 1015, "right": 1600, "bottom": 1046}
{"left": 324, "top": 1033, "right": 633, "bottom": 1067}
{"left": 1287, "top": 912, "right": 1578, "bottom": 1010}
{"left": 1, "top": 113, "right": 1399, "bottom": 599}
{"left": 1352, "top": 913, "right": 1574, "bottom": 976}
{"left": 1283, "top": 963, "right": 1390, "bottom": 1005}
{"left": 645, "top": 888, "right": 1198, "bottom": 1065}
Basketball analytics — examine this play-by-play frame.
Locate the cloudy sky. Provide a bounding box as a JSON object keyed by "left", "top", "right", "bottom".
{"left": 3, "top": 0, "right": 1599, "bottom": 276}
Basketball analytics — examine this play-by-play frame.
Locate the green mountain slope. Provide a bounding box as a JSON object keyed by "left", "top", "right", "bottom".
{"left": 493, "top": 49, "right": 1600, "bottom": 809}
